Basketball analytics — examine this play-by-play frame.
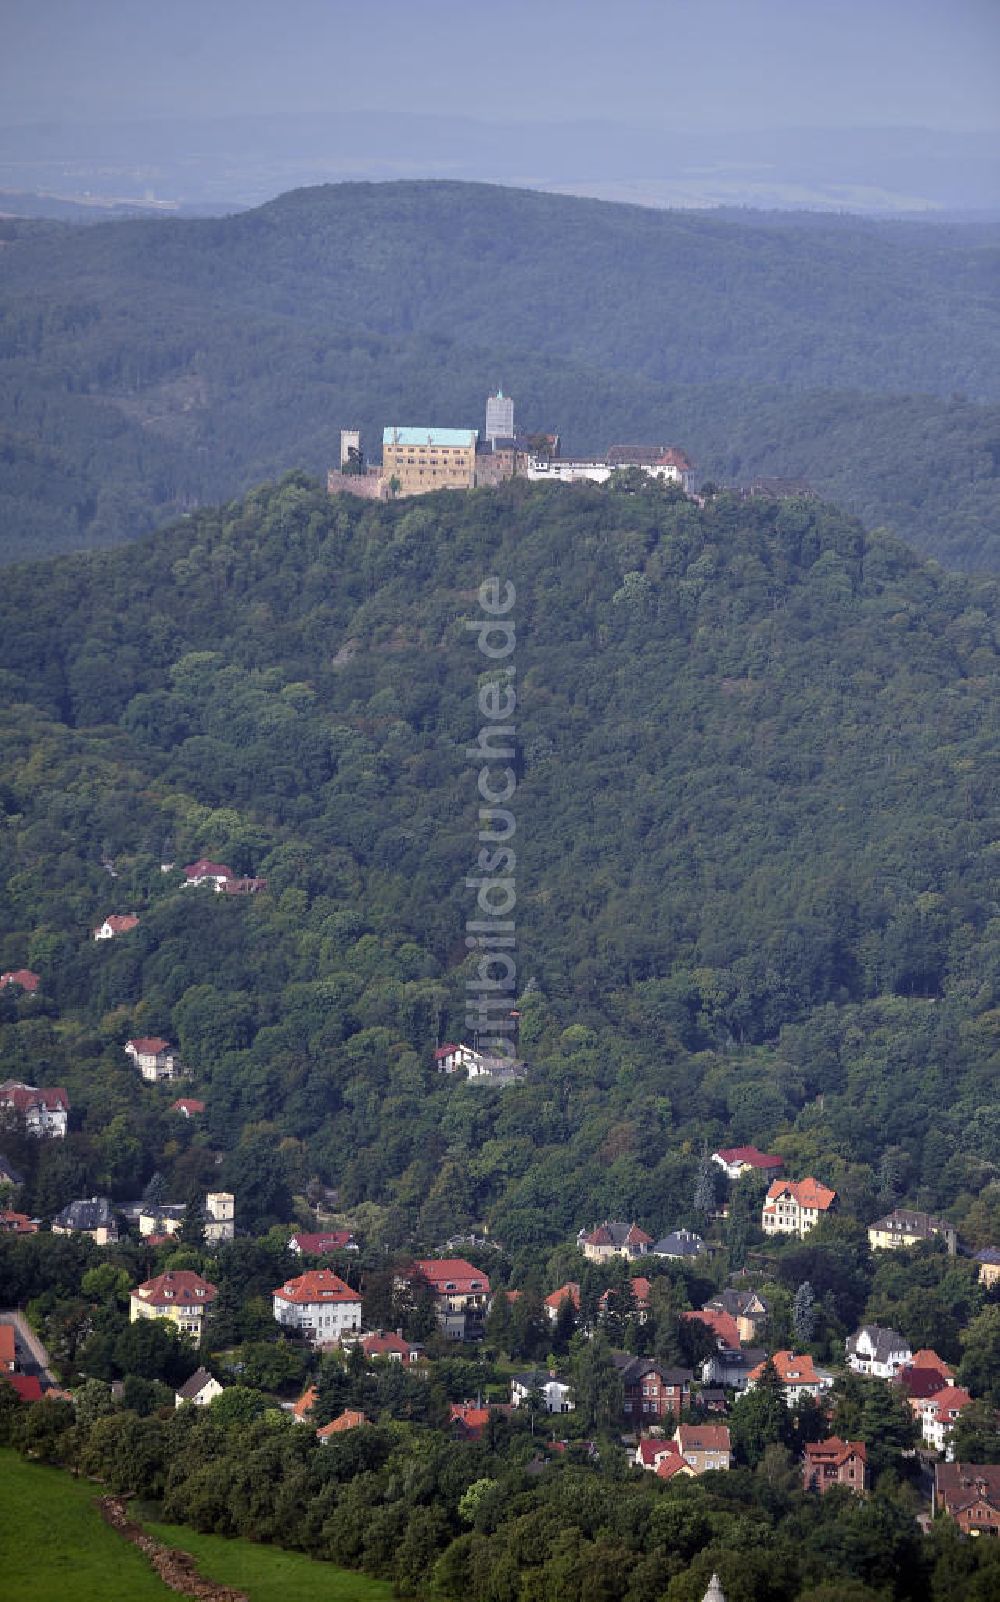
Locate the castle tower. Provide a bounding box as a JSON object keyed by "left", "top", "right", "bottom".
{"left": 340, "top": 429, "right": 362, "bottom": 470}
{"left": 485, "top": 388, "right": 514, "bottom": 445}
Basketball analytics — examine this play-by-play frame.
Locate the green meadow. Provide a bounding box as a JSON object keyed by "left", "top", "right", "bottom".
{"left": 144, "top": 1521, "right": 397, "bottom": 1601}
{"left": 0, "top": 1448, "right": 174, "bottom": 1602}
{"left": 0, "top": 1449, "right": 395, "bottom": 1602}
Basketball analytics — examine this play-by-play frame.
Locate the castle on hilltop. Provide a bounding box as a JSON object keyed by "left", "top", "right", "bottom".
{"left": 327, "top": 389, "right": 694, "bottom": 502}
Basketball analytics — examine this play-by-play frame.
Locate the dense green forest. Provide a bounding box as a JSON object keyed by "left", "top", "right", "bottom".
{"left": 1, "top": 475, "right": 998, "bottom": 1254}
{"left": 1, "top": 182, "right": 999, "bottom": 568}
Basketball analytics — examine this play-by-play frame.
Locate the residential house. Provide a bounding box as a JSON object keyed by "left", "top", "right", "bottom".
{"left": 674, "top": 1423, "right": 731, "bottom": 1473}
{"left": 51, "top": 1196, "right": 118, "bottom": 1246}
{"left": 93, "top": 915, "right": 140, "bottom": 940}
{"left": 682, "top": 1308, "right": 742, "bottom": 1352}
{"left": 868, "top": 1208, "right": 958, "bottom": 1255}
{"left": 291, "top": 1385, "right": 318, "bottom": 1423}
{"left": 898, "top": 1366, "right": 956, "bottom": 1402}
{"left": 578, "top": 1221, "right": 652, "bottom": 1262}
{"left": 616, "top": 1355, "right": 693, "bottom": 1423}
{"left": 0, "top": 1081, "right": 68, "bottom": 1138}
{"left": 125, "top": 1037, "right": 180, "bottom": 1083}
{"left": 360, "top": 1330, "right": 423, "bottom": 1365}
{"left": 174, "top": 1368, "right": 223, "bottom": 1408}
{"left": 0, "top": 1210, "right": 37, "bottom": 1235}
{"left": 409, "top": 1258, "right": 491, "bottom": 1339}
{"left": 700, "top": 1346, "right": 767, "bottom": 1392}
{"left": 449, "top": 1403, "right": 493, "bottom": 1441}
{"left": 182, "top": 859, "right": 235, "bottom": 888}
{"left": 171, "top": 1098, "right": 205, "bottom": 1118}
{"left": 651, "top": 1228, "right": 707, "bottom": 1261}
{"left": 219, "top": 876, "right": 267, "bottom": 896}
{"left": 511, "top": 1372, "right": 574, "bottom": 1413}
{"left": 203, "top": 1191, "right": 234, "bottom": 1245}
{"left": 138, "top": 1202, "right": 184, "bottom": 1239}
{"left": 911, "top": 1386, "right": 975, "bottom": 1457}
{"left": 544, "top": 1282, "right": 580, "bottom": 1323}
{"left": 911, "top": 1348, "right": 955, "bottom": 1380}
{"left": 0, "top": 969, "right": 40, "bottom": 994}
{"left": 747, "top": 1351, "right": 833, "bottom": 1407}
{"left": 289, "top": 1229, "right": 357, "bottom": 1255}
{"left": 5, "top": 1374, "right": 42, "bottom": 1402}
{"left": 656, "top": 1447, "right": 697, "bottom": 1482}
{"left": 703, "top": 1289, "right": 769, "bottom": 1344}
{"left": 711, "top": 1146, "right": 784, "bottom": 1182}
{"left": 974, "top": 1247, "right": 1000, "bottom": 1289}
{"left": 598, "top": 1277, "right": 652, "bottom": 1324}
{"left": 803, "top": 1437, "right": 868, "bottom": 1495}
{"left": 317, "top": 1409, "right": 367, "bottom": 1440}
{"left": 130, "top": 1270, "right": 217, "bottom": 1340}
{"left": 433, "top": 1043, "right": 480, "bottom": 1074}
{"left": 635, "top": 1437, "right": 682, "bottom": 1471}
{"left": 0, "top": 1325, "right": 16, "bottom": 1372}
{"left": 934, "top": 1464, "right": 1000, "bottom": 1536}
{"left": 272, "top": 1270, "right": 362, "bottom": 1346}
{"left": 845, "top": 1325, "right": 913, "bottom": 1380}
{"left": 761, "top": 1177, "right": 837, "bottom": 1238}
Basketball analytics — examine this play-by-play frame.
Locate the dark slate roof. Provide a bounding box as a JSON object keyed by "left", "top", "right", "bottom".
{"left": 176, "top": 1366, "right": 217, "bottom": 1401}
{"left": 52, "top": 1196, "right": 116, "bottom": 1232}
{"left": 846, "top": 1325, "right": 911, "bottom": 1364}
{"left": 652, "top": 1229, "right": 706, "bottom": 1258}
{"left": 512, "top": 1371, "right": 570, "bottom": 1390}
{"left": 0, "top": 1155, "right": 23, "bottom": 1186}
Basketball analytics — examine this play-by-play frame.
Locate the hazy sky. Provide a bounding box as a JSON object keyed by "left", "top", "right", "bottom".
{"left": 3, "top": 0, "right": 999, "bottom": 131}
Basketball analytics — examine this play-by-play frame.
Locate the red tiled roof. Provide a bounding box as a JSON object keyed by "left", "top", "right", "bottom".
{"left": 412, "top": 1258, "right": 491, "bottom": 1295}
{"left": 911, "top": 1348, "right": 955, "bottom": 1378}
{"left": 98, "top": 915, "right": 140, "bottom": 934}
{"left": 656, "top": 1448, "right": 693, "bottom": 1480}
{"left": 764, "top": 1177, "right": 837, "bottom": 1211}
{"left": 274, "top": 1270, "right": 360, "bottom": 1306}
{"left": 433, "top": 1044, "right": 461, "bottom": 1060}
{"left": 133, "top": 1270, "right": 217, "bottom": 1308}
{"left": 289, "top": 1231, "right": 355, "bottom": 1254}
{"left": 0, "top": 1211, "right": 38, "bottom": 1235}
{"left": 361, "top": 1332, "right": 415, "bottom": 1358}
{"left": 449, "top": 1403, "right": 491, "bottom": 1437}
{"left": 5, "top": 1374, "right": 43, "bottom": 1402}
{"left": 898, "top": 1366, "right": 954, "bottom": 1400}
{"left": 918, "top": 1387, "right": 974, "bottom": 1420}
{"left": 317, "top": 1408, "right": 367, "bottom": 1437}
{"left": 171, "top": 1098, "right": 206, "bottom": 1115}
{"left": 599, "top": 1276, "right": 652, "bottom": 1310}
{"left": 676, "top": 1424, "right": 731, "bottom": 1452}
{"left": 0, "top": 969, "right": 40, "bottom": 992}
{"left": 183, "top": 859, "right": 234, "bottom": 880}
{"left": 636, "top": 1437, "right": 676, "bottom": 1466}
{"left": 292, "top": 1385, "right": 318, "bottom": 1421}
{"left": 749, "top": 1350, "right": 825, "bottom": 1387}
{"left": 0, "top": 1082, "right": 68, "bottom": 1113}
{"left": 682, "top": 1308, "right": 742, "bottom": 1349}
{"left": 805, "top": 1437, "right": 866, "bottom": 1467}
{"left": 0, "top": 1326, "right": 15, "bottom": 1364}
{"left": 126, "top": 1037, "right": 172, "bottom": 1055}
{"left": 714, "top": 1145, "right": 783, "bottom": 1170}
{"left": 544, "top": 1281, "right": 581, "bottom": 1313}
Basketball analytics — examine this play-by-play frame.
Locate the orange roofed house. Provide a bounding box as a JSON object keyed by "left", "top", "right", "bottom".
{"left": 317, "top": 1409, "right": 367, "bottom": 1440}
{"left": 407, "top": 1258, "right": 491, "bottom": 1339}
{"left": 748, "top": 1351, "right": 834, "bottom": 1406}
{"left": 804, "top": 1437, "right": 867, "bottom": 1494}
{"left": 0, "top": 969, "right": 40, "bottom": 994}
{"left": 93, "top": 915, "right": 140, "bottom": 941}
{"left": 272, "top": 1269, "right": 362, "bottom": 1347}
{"left": 544, "top": 1282, "right": 581, "bottom": 1323}
{"left": 130, "top": 1270, "right": 217, "bottom": 1340}
{"left": 762, "top": 1178, "right": 837, "bottom": 1239}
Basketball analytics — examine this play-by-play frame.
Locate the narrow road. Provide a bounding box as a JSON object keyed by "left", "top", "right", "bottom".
{"left": 0, "top": 1309, "right": 57, "bottom": 1387}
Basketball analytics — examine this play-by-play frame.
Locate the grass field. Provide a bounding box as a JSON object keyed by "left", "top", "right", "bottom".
{"left": 0, "top": 1448, "right": 175, "bottom": 1602}
{"left": 0, "top": 1448, "right": 396, "bottom": 1602}
{"left": 143, "top": 1520, "right": 396, "bottom": 1600}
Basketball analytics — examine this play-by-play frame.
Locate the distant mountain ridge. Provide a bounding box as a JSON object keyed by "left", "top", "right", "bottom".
{"left": 1, "top": 180, "right": 999, "bottom": 567}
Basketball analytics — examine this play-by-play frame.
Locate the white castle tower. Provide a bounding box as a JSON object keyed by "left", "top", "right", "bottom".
{"left": 485, "top": 388, "right": 514, "bottom": 445}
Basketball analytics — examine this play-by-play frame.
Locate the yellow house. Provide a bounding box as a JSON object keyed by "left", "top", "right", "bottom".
{"left": 129, "top": 1269, "right": 217, "bottom": 1340}
{"left": 976, "top": 1248, "right": 1000, "bottom": 1288}
{"left": 868, "top": 1209, "right": 957, "bottom": 1255}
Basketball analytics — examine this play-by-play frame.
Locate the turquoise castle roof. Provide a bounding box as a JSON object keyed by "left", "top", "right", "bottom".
{"left": 383, "top": 427, "right": 478, "bottom": 447}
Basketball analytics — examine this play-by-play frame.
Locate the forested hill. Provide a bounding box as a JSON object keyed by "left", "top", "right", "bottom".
{"left": 1, "top": 475, "right": 998, "bottom": 1249}
{"left": 1, "top": 180, "right": 1000, "bottom": 568}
